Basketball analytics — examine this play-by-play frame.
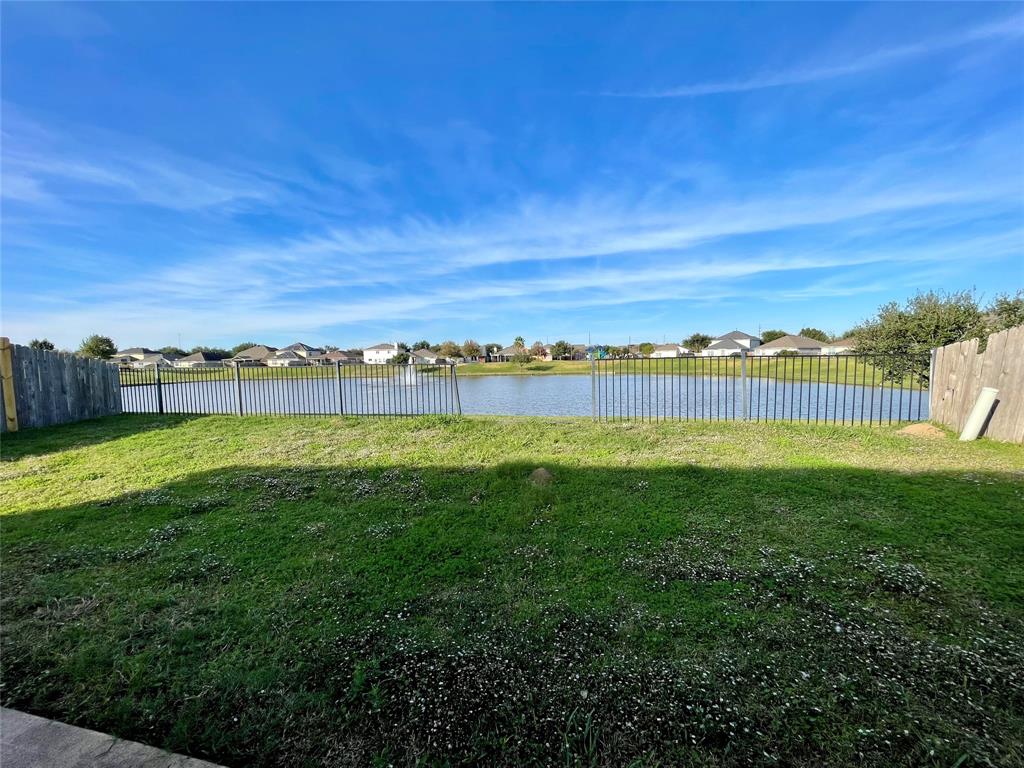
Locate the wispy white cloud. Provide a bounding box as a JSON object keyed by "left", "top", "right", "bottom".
{"left": 606, "top": 14, "right": 1024, "bottom": 98}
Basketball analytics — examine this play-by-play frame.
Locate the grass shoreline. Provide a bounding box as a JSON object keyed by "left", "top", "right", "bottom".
{"left": 2, "top": 415, "right": 1021, "bottom": 766}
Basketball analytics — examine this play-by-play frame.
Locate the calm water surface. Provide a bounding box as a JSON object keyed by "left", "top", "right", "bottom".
{"left": 122, "top": 372, "right": 928, "bottom": 423}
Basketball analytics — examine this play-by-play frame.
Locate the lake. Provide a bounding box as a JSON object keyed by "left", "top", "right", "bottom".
{"left": 121, "top": 371, "right": 928, "bottom": 424}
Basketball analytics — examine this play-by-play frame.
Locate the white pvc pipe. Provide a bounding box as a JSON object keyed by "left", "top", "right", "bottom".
{"left": 959, "top": 387, "right": 999, "bottom": 441}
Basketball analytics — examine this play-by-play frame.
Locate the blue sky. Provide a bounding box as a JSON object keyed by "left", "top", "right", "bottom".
{"left": 2, "top": 3, "right": 1022, "bottom": 350}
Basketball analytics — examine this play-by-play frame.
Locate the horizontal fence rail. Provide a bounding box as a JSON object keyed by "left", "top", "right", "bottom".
{"left": 592, "top": 353, "right": 930, "bottom": 424}
{"left": 119, "top": 363, "right": 461, "bottom": 417}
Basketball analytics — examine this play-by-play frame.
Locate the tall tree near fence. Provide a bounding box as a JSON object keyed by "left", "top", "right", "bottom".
{"left": 78, "top": 335, "right": 117, "bottom": 359}
{"left": 29, "top": 339, "right": 55, "bottom": 351}
{"left": 854, "top": 290, "right": 1022, "bottom": 383}
{"left": 462, "top": 340, "right": 482, "bottom": 358}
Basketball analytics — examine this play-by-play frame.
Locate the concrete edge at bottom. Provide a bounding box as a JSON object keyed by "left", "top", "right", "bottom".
{"left": 1, "top": 708, "right": 225, "bottom": 768}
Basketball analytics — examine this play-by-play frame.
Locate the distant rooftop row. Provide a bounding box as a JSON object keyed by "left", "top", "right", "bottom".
{"left": 113, "top": 331, "right": 857, "bottom": 369}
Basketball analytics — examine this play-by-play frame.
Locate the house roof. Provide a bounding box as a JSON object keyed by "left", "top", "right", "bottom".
{"left": 324, "top": 350, "right": 361, "bottom": 360}
{"left": 704, "top": 339, "right": 744, "bottom": 350}
{"left": 757, "top": 334, "right": 825, "bottom": 349}
{"left": 116, "top": 347, "right": 155, "bottom": 356}
{"left": 283, "top": 341, "right": 321, "bottom": 353}
{"left": 179, "top": 352, "right": 216, "bottom": 362}
{"left": 142, "top": 352, "right": 179, "bottom": 361}
{"left": 497, "top": 345, "right": 522, "bottom": 356}
{"left": 654, "top": 343, "right": 683, "bottom": 351}
{"left": 365, "top": 342, "right": 399, "bottom": 351}
{"left": 716, "top": 330, "right": 760, "bottom": 341}
{"left": 232, "top": 345, "right": 277, "bottom": 359}
{"left": 270, "top": 349, "right": 301, "bottom": 360}
{"left": 829, "top": 337, "right": 857, "bottom": 348}
{"left": 412, "top": 348, "right": 437, "bottom": 357}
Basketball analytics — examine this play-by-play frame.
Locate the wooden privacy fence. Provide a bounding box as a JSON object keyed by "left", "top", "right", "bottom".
{"left": 929, "top": 325, "right": 1024, "bottom": 443}
{"left": 0, "top": 338, "right": 122, "bottom": 432}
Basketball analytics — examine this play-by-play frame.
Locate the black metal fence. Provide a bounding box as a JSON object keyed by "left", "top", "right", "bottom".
{"left": 119, "top": 363, "right": 461, "bottom": 417}
{"left": 591, "top": 353, "right": 929, "bottom": 424}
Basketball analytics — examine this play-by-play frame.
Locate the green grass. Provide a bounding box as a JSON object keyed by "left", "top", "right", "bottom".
{"left": 1, "top": 415, "right": 1021, "bottom": 767}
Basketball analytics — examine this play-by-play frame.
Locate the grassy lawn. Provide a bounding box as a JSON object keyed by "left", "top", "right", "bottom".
{"left": 1, "top": 415, "right": 1021, "bottom": 767}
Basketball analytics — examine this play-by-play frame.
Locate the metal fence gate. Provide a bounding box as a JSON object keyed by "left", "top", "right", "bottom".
{"left": 120, "top": 362, "right": 461, "bottom": 417}
{"left": 591, "top": 352, "right": 930, "bottom": 424}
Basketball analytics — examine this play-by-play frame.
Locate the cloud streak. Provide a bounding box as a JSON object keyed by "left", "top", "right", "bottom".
{"left": 607, "top": 14, "right": 1024, "bottom": 98}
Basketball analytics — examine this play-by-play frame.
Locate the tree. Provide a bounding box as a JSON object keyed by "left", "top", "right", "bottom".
{"left": 530, "top": 341, "right": 546, "bottom": 358}
{"left": 389, "top": 351, "right": 411, "bottom": 365}
{"left": 983, "top": 291, "right": 1024, "bottom": 336}
{"left": 513, "top": 336, "right": 525, "bottom": 348}
{"left": 799, "top": 327, "right": 829, "bottom": 343}
{"left": 78, "top": 335, "right": 116, "bottom": 359}
{"left": 412, "top": 340, "right": 431, "bottom": 352}
{"left": 760, "top": 330, "right": 787, "bottom": 344}
{"left": 511, "top": 346, "right": 532, "bottom": 368}
{"left": 160, "top": 345, "right": 188, "bottom": 357}
{"left": 550, "top": 340, "right": 573, "bottom": 360}
{"left": 323, "top": 345, "right": 340, "bottom": 352}
{"left": 462, "top": 339, "right": 482, "bottom": 358}
{"left": 29, "top": 339, "right": 55, "bottom": 351}
{"left": 683, "top": 333, "right": 713, "bottom": 352}
{"left": 855, "top": 291, "right": 985, "bottom": 382}
{"left": 638, "top": 342, "right": 655, "bottom": 356}
{"left": 438, "top": 340, "right": 462, "bottom": 359}
{"left": 231, "top": 341, "right": 258, "bottom": 356}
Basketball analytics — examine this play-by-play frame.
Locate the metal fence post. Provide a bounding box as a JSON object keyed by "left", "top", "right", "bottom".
{"left": 740, "top": 350, "right": 748, "bottom": 421}
{"left": 335, "top": 361, "right": 344, "bottom": 415}
{"left": 154, "top": 364, "right": 165, "bottom": 414}
{"left": 590, "top": 354, "right": 597, "bottom": 421}
{"left": 233, "top": 364, "right": 243, "bottom": 416}
{"left": 451, "top": 364, "right": 462, "bottom": 415}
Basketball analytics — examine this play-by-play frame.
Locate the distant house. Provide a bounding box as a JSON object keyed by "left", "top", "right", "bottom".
{"left": 701, "top": 331, "right": 761, "bottom": 357}
{"left": 411, "top": 348, "right": 444, "bottom": 364}
{"left": 266, "top": 349, "right": 308, "bottom": 367}
{"left": 282, "top": 341, "right": 324, "bottom": 360}
{"left": 131, "top": 352, "right": 178, "bottom": 369}
{"left": 823, "top": 337, "right": 857, "bottom": 355}
{"left": 492, "top": 345, "right": 522, "bottom": 362}
{"left": 174, "top": 352, "right": 223, "bottom": 369}
{"left": 228, "top": 344, "right": 277, "bottom": 366}
{"left": 322, "top": 350, "right": 363, "bottom": 365}
{"left": 113, "top": 347, "right": 156, "bottom": 366}
{"left": 751, "top": 334, "right": 826, "bottom": 356}
{"left": 364, "top": 342, "right": 400, "bottom": 365}
{"left": 650, "top": 343, "right": 690, "bottom": 359}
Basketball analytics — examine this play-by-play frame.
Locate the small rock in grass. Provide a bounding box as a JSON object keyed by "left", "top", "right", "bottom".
{"left": 529, "top": 467, "right": 553, "bottom": 486}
